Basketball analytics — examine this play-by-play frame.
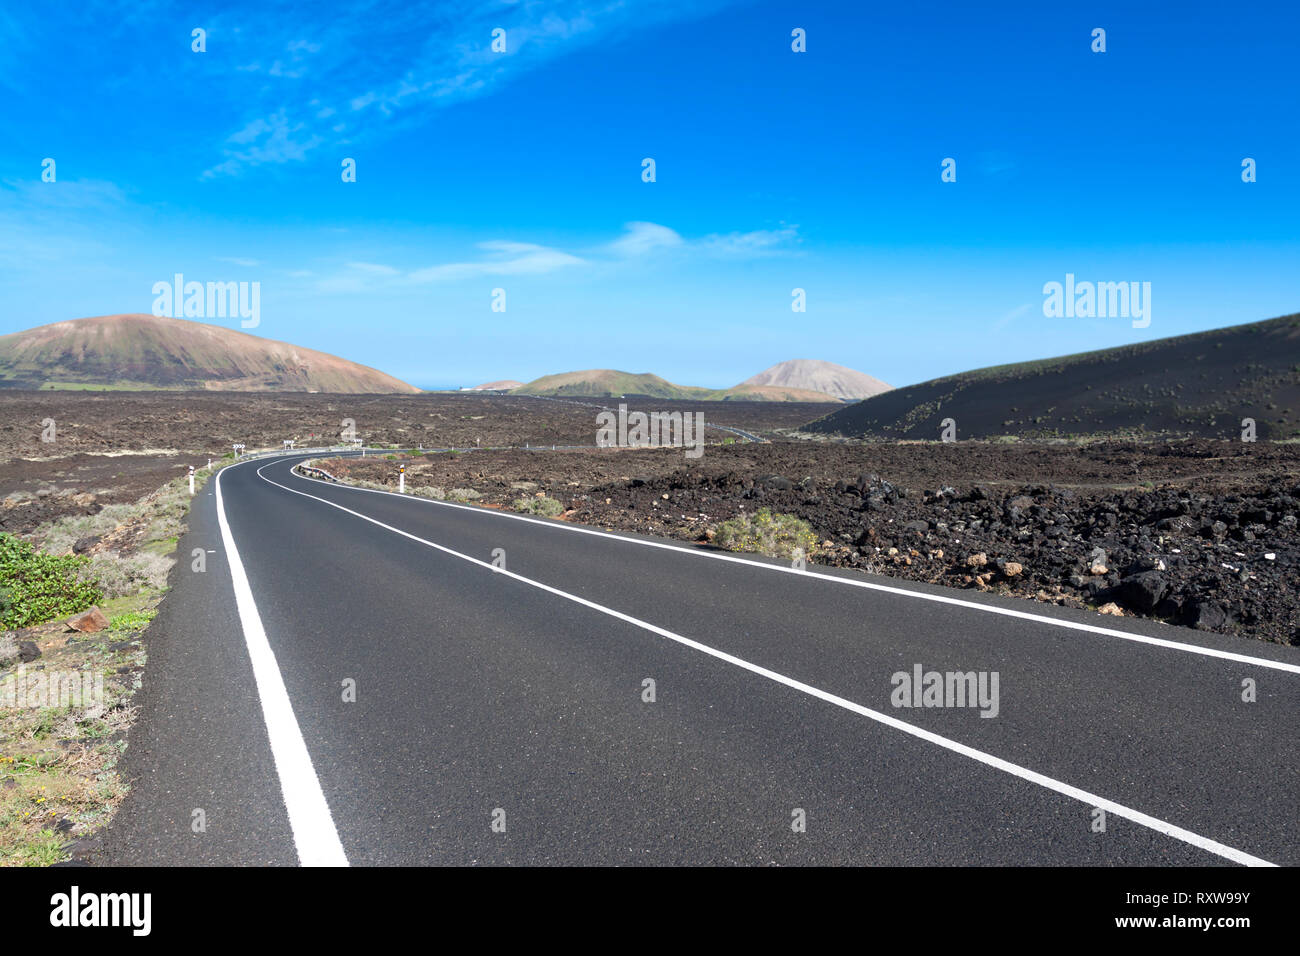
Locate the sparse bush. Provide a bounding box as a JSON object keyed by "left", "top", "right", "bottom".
{"left": 34, "top": 504, "right": 135, "bottom": 555}
{"left": 713, "top": 508, "right": 818, "bottom": 562}
{"left": 411, "top": 486, "right": 446, "bottom": 500}
{"left": 139, "top": 482, "right": 189, "bottom": 543}
{"left": 78, "top": 552, "right": 174, "bottom": 599}
{"left": 349, "top": 478, "right": 394, "bottom": 492}
{"left": 513, "top": 496, "right": 564, "bottom": 517}
{"left": 0, "top": 533, "right": 103, "bottom": 629}
{"left": 449, "top": 488, "right": 482, "bottom": 501}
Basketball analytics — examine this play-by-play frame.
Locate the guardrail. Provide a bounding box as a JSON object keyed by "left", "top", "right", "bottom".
{"left": 295, "top": 463, "right": 342, "bottom": 482}
{"left": 229, "top": 445, "right": 358, "bottom": 462}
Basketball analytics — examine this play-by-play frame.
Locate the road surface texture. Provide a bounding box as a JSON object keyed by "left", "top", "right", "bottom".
{"left": 94, "top": 453, "right": 1300, "bottom": 866}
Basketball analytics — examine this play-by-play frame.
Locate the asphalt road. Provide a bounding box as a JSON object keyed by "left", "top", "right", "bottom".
{"left": 94, "top": 452, "right": 1300, "bottom": 866}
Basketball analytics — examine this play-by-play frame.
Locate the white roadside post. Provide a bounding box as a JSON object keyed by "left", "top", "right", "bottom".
{"left": 399, "top": 463, "right": 405, "bottom": 494}
{"left": 188, "top": 465, "right": 195, "bottom": 495}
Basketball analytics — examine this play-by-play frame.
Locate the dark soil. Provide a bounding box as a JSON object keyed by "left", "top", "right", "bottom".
{"left": 0, "top": 390, "right": 822, "bottom": 461}
{"left": 0, "top": 391, "right": 820, "bottom": 534}
{"left": 0, "top": 454, "right": 190, "bottom": 535}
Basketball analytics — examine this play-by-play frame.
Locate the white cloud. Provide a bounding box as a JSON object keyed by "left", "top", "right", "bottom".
{"left": 300, "top": 217, "right": 794, "bottom": 293}
{"left": 606, "top": 221, "right": 799, "bottom": 260}
{"left": 216, "top": 256, "right": 261, "bottom": 267}
{"left": 202, "top": 110, "right": 324, "bottom": 179}
{"left": 608, "top": 221, "right": 684, "bottom": 257}
{"left": 698, "top": 225, "right": 800, "bottom": 258}
{"left": 197, "top": 0, "right": 739, "bottom": 176}
{"left": 409, "top": 241, "right": 585, "bottom": 283}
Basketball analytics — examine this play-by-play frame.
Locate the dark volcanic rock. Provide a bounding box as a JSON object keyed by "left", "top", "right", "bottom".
{"left": 1184, "top": 599, "right": 1228, "bottom": 630}
{"left": 1117, "top": 571, "right": 1168, "bottom": 613}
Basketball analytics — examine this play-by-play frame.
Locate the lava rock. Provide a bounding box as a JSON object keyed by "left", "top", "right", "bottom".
{"left": 1117, "top": 571, "right": 1168, "bottom": 613}
{"left": 1184, "top": 599, "right": 1227, "bottom": 630}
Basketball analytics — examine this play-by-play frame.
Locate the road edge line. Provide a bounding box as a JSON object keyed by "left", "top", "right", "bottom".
{"left": 216, "top": 464, "right": 349, "bottom": 867}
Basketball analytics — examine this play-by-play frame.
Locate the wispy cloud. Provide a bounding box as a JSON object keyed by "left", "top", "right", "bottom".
{"left": 202, "top": 111, "right": 325, "bottom": 180}
{"left": 606, "top": 220, "right": 799, "bottom": 259}
{"left": 348, "top": 261, "right": 400, "bottom": 275}
{"left": 216, "top": 256, "right": 261, "bottom": 267}
{"left": 0, "top": 177, "right": 126, "bottom": 212}
{"left": 409, "top": 241, "right": 585, "bottom": 283}
{"left": 992, "top": 302, "right": 1034, "bottom": 331}
{"left": 306, "top": 218, "right": 799, "bottom": 293}
{"left": 201, "top": 0, "right": 739, "bottom": 178}
{"left": 607, "top": 221, "right": 684, "bottom": 257}
{"left": 698, "top": 224, "right": 800, "bottom": 258}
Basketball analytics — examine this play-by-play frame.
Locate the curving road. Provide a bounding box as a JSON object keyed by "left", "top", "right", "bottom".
{"left": 93, "top": 452, "right": 1300, "bottom": 866}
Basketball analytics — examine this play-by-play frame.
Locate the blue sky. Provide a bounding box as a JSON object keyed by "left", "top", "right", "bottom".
{"left": 1, "top": 0, "right": 1297, "bottom": 389}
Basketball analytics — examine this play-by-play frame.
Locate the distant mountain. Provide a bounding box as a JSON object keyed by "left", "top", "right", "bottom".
{"left": 741, "top": 359, "right": 893, "bottom": 401}
{"left": 0, "top": 314, "right": 420, "bottom": 393}
{"left": 515, "top": 369, "right": 844, "bottom": 403}
{"left": 470, "top": 379, "right": 523, "bottom": 391}
{"left": 709, "top": 383, "right": 844, "bottom": 403}
{"left": 514, "top": 370, "right": 713, "bottom": 400}
{"left": 805, "top": 313, "right": 1300, "bottom": 440}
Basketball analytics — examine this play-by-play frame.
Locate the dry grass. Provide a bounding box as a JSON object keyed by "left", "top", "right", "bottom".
{"left": 0, "top": 463, "right": 221, "bottom": 865}
{"left": 0, "top": 607, "right": 145, "bottom": 866}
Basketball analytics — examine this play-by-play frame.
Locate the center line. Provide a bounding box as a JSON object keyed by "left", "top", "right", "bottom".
{"left": 258, "top": 459, "right": 1276, "bottom": 868}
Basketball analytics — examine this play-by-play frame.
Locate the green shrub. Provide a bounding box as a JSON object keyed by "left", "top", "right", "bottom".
{"left": 0, "top": 533, "right": 103, "bottom": 629}
{"left": 108, "top": 609, "right": 157, "bottom": 632}
{"left": 713, "top": 508, "right": 818, "bottom": 561}
{"left": 449, "top": 488, "right": 482, "bottom": 501}
{"left": 513, "top": 496, "right": 564, "bottom": 517}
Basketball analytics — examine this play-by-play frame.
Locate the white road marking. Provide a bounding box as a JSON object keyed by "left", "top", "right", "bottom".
{"left": 280, "top": 457, "right": 1300, "bottom": 676}
{"left": 258, "top": 460, "right": 1277, "bottom": 867}
{"left": 215, "top": 466, "right": 349, "bottom": 867}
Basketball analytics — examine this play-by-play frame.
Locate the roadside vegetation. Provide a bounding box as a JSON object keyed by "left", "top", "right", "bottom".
{"left": 0, "top": 534, "right": 102, "bottom": 629}
{"left": 713, "top": 508, "right": 818, "bottom": 562}
{"left": 513, "top": 495, "right": 564, "bottom": 517}
{"left": 0, "top": 464, "right": 221, "bottom": 866}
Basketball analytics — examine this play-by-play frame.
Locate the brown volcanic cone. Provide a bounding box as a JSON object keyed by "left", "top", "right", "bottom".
{"left": 741, "top": 359, "right": 893, "bottom": 401}
{"left": 0, "top": 314, "right": 420, "bottom": 393}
